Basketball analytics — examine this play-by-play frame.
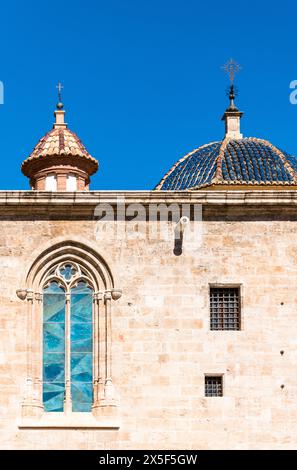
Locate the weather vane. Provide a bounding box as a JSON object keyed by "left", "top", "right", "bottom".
{"left": 221, "top": 59, "right": 242, "bottom": 83}
{"left": 56, "top": 82, "right": 64, "bottom": 108}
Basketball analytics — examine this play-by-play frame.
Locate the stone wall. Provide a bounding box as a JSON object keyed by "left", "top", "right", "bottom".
{"left": 0, "top": 191, "right": 297, "bottom": 449}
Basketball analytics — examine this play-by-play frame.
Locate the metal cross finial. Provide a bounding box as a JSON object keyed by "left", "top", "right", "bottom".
{"left": 56, "top": 82, "right": 63, "bottom": 102}
{"left": 221, "top": 59, "right": 242, "bottom": 83}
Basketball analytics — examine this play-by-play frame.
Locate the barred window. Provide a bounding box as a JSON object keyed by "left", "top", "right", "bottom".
{"left": 210, "top": 287, "right": 240, "bottom": 330}
{"left": 205, "top": 376, "right": 223, "bottom": 397}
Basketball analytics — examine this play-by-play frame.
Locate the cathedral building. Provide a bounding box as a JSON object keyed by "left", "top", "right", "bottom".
{"left": 1, "top": 83, "right": 297, "bottom": 450}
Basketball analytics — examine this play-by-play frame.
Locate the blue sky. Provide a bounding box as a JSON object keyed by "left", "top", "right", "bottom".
{"left": 0, "top": 0, "right": 297, "bottom": 190}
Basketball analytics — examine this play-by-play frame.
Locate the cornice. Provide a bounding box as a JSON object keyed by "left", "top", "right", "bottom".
{"left": 1, "top": 190, "right": 297, "bottom": 207}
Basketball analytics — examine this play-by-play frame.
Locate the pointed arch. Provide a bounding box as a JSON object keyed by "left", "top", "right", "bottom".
{"left": 25, "top": 239, "right": 114, "bottom": 293}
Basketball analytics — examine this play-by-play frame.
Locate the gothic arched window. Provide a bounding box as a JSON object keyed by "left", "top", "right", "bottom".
{"left": 43, "top": 262, "right": 94, "bottom": 412}
{"left": 17, "top": 240, "right": 122, "bottom": 427}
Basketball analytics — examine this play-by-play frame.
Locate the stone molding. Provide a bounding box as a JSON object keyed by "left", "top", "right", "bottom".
{"left": 1, "top": 189, "right": 297, "bottom": 209}
{"left": 2, "top": 190, "right": 297, "bottom": 223}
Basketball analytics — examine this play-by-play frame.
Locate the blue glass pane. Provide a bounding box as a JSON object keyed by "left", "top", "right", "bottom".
{"left": 71, "top": 282, "right": 93, "bottom": 323}
{"left": 71, "top": 382, "right": 93, "bottom": 412}
{"left": 71, "top": 353, "right": 93, "bottom": 382}
{"left": 70, "top": 281, "right": 93, "bottom": 412}
{"left": 72, "top": 281, "right": 93, "bottom": 294}
{"left": 43, "top": 382, "right": 64, "bottom": 412}
{"left": 43, "top": 323, "right": 65, "bottom": 352}
{"left": 43, "top": 282, "right": 65, "bottom": 322}
{"left": 71, "top": 323, "right": 92, "bottom": 352}
{"left": 72, "top": 401, "right": 92, "bottom": 412}
{"left": 43, "top": 353, "right": 65, "bottom": 382}
{"left": 43, "top": 281, "right": 66, "bottom": 412}
{"left": 44, "top": 281, "right": 65, "bottom": 294}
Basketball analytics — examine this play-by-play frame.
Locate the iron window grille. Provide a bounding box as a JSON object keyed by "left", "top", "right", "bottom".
{"left": 210, "top": 287, "right": 240, "bottom": 330}
{"left": 205, "top": 376, "right": 223, "bottom": 397}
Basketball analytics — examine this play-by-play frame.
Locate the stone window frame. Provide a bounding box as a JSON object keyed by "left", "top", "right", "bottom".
{"left": 208, "top": 283, "right": 243, "bottom": 331}
{"left": 16, "top": 240, "right": 122, "bottom": 429}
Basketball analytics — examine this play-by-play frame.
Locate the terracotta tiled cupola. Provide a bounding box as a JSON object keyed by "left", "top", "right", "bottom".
{"left": 21, "top": 103, "right": 98, "bottom": 191}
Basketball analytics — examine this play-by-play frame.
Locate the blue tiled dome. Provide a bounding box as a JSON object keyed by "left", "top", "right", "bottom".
{"left": 155, "top": 138, "right": 297, "bottom": 190}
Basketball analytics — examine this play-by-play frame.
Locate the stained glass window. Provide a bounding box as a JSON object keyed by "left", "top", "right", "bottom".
{"left": 43, "top": 281, "right": 65, "bottom": 412}
{"left": 71, "top": 282, "right": 93, "bottom": 412}
{"left": 42, "top": 263, "right": 94, "bottom": 413}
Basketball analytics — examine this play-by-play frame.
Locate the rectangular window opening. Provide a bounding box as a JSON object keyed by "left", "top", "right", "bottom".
{"left": 205, "top": 375, "right": 223, "bottom": 397}
{"left": 210, "top": 286, "right": 240, "bottom": 330}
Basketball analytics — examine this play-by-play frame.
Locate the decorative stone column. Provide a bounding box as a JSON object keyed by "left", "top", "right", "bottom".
{"left": 35, "top": 176, "right": 45, "bottom": 190}
{"left": 104, "top": 291, "right": 114, "bottom": 402}
{"left": 92, "top": 291, "right": 103, "bottom": 408}
{"left": 16, "top": 289, "right": 44, "bottom": 418}
{"left": 57, "top": 173, "right": 67, "bottom": 191}
{"left": 92, "top": 288, "right": 122, "bottom": 418}
{"left": 32, "top": 292, "right": 44, "bottom": 410}
{"left": 64, "top": 292, "right": 72, "bottom": 414}
{"left": 77, "top": 176, "right": 86, "bottom": 191}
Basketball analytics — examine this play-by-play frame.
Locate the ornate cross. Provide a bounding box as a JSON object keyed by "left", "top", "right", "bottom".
{"left": 221, "top": 59, "right": 242, "bottom": 82}
{"left": 56, "top": 82, "right": 64, "bottom": 103}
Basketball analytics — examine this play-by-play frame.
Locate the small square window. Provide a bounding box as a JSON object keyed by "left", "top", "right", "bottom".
{"left": 205, "top": 375, "right": 223, "bottom": 397}
{"left": 210, "top": 287, "right": 240, "bottom": 330}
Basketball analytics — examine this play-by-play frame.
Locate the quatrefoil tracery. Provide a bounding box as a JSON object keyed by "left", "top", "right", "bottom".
{"left": 43, "top": 262, "right": 93, "bottom": 292}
